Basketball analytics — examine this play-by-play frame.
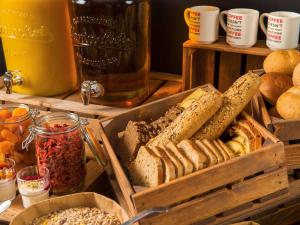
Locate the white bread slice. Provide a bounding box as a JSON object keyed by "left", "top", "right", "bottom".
{"left": 129, "top": 146, "right": 163, "bottom": 187}
{"left": 160, "top": 145, "right": 184, "bottom": 178}
{"left": 178, "top": 140, "right": 208, "bottom": 171}
{"left": 237, "top": 120, "right": 262, "bottom": 150}
{"left": 212, "top": 140, "right": 230, "bottom": 161}
{"left": 195, "top": 140, "right": 217, "bottom": 166}
{"left": 151, "top": 146, "right": 176, "bottom": 183}
{"left": 230, "top": 124, "right": 255, "bottom": 153}
{"left": 166, "top": 142, "right": 194, "bottom": 175}
{"left": 226, "top": 140, "right": 246, "bottom": 156}
{"left": 216, "top": 139, "right": 235, "bottom": 159}
{"left": 202, "top": 139, "right": 224, "bottom": 163}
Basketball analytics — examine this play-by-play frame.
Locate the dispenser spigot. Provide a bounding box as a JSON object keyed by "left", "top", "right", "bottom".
{"left": 81, "top": 81, "right": 105, "bottom": 105}
{"left": 3, "top": 70, "right": 23, "bottom": 94}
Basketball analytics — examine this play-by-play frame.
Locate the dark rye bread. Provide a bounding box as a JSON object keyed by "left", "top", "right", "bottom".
{"left": 129, "top": 146, "right": 163, "bottom": 187}
{"left": 119, "top": 106, "right": 183, "bottom": 165}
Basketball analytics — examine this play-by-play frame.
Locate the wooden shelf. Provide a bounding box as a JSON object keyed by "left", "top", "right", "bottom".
{"left": 183, "top": 37, "right": 272, "bottom": 56}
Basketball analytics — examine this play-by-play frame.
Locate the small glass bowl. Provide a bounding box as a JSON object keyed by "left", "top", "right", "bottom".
{"left": 0, "top": 158, "right": 16, "bottom": 201}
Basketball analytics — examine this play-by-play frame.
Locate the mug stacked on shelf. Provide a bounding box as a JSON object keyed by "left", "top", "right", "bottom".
{"left": 184, "top": 6, "right": 300, "bottom": 50}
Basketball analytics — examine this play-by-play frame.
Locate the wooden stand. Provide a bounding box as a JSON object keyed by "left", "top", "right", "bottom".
{"left": 182, "top": 37, "right": 271, "bottom": 92}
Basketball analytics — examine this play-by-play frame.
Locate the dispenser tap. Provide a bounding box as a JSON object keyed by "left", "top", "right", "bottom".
{"left": 81, "top": 81, "right": 105, "bottom": 105}
{"left": 3, "top": 70, "right": 23, "bottom": 94}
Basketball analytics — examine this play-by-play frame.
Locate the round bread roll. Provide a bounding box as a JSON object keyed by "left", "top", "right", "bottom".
{"left": 264, "top": 49, "right": 300, "bottom": 75}
{"left": 276, "top": 86, "right": 300, "bottom": 119}
{"left": 259, "top": 72, "right": 293, "bottom": 105}
{"left": 293, "top": 62, "right": 300, "bottom": 86}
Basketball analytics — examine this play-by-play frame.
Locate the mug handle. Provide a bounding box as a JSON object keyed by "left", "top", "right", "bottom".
{"left": 259, "top": 13, "right": 269, "bottom": 35}
{"left": 219, "top": 11, "right": 228, "bottom": 33}
{"left": 184, "top": 8, "right": 191, "bottom": 27}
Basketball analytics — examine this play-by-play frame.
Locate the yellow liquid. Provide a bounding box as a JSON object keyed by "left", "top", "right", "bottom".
{"left": 0, "top": 0, "right": 77, "bottom": 96}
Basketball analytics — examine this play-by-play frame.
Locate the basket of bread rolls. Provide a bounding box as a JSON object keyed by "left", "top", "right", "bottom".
{"left": 255, "top": 49, "right": 300, "bottom": 170}
{"left": 99, "top": 73, "right": 288, "bottom": 225}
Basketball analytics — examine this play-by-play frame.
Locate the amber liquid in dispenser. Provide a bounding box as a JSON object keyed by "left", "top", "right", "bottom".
{"left": 70, "top": 0, "right": 150, "bottom": 107}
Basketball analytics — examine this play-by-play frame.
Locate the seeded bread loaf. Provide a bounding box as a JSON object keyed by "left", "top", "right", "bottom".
{"left": 194, "top": 72, "right": 261, "bottom": 140}
{"left": 129, "top": 146, "right": 163, "bottom": 187}
{"left": 147, "top": 90, "right": 223, "bottom": 148}
{"left": 166, "top": 142, "right": 194, "bottom": 175}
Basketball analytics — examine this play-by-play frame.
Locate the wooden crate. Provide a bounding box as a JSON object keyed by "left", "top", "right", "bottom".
{"left": 99, "top": 85, "right": 288, "bottom": 225}
{"left": 182, "top": 37, "right": 271, "bottom": 92}
{"left": 253, "top": 93, "right": 300, "bottom": 171}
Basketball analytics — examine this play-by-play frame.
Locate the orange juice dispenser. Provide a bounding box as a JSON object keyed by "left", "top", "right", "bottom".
{"left": 0, "top": 0, "right": 78, "bottom": 96}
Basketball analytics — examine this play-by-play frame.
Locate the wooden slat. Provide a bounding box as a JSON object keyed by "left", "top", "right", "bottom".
{"left": 183, "top": 37, "right": 271, "bottom": 56}
{"left": 218, "top": 52, "right": 242, "bottom": 92}
{"left": 273, "top": 119, "right": 300, "bottom": 141}
{"left": 284, "top": 144, "right": 300, "bottom": 170}
{"left": 245, "top": 55, "right": 265, "bottom": 72}
{"left": 132, "top": 142, "right": 284, "bottom": 212}
{"left": 191, "top": 49, "right": 215, "bottom": 88}
{"left": 150, "top": 72, "right": 182, "bottom": 83}
{"left": 83, "top": 160, "right": 105, "bottom": 191}
{"left": 182, "top": 47, "right": 195, "bottom": 90}
{"left": 144, "top": 81, "right": 182, "bottom": 104}
{"left": 142, "top": 168, "right": 288, "bottom": 225}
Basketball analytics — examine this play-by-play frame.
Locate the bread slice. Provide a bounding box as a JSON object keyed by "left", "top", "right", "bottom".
{"left": 226, "top": 140, "right": 246, "bottom": 156}
{"left": 178, "top": 140, "right": 208, "bottom": 171}
{"left": 237, "top": 120, "right": 262, "bottom": 150}
{"left": 195, "top": 140, "right": 217, "bottom": 166}
{"left": 129, "top": 146, "right": 163, "bottom": 187}
{"left": 212, "top": 140, "right": 230, "bottom": 161}
{"left": 216, "top": 139, "right": 235, "bottom": 159}
{"left": 202, "top": 139, "right": 224, "bottom": 163}
{"left": 166, "top": 142, "right": 193, "bottom": 175}
{"left": 151, "top": 146, "right": 176, "bottom": 183}
{"left": 194, "top": 72, "right": 261, "bottom": 140}
{"left": 160, "top": 145, "right": 184, "bottom": 178}
{"left": 229, "top": 124, "right": 256, "bottom": 153}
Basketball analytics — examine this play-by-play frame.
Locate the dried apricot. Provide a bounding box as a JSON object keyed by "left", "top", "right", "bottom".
{"left": 4, "top": 118, "right": 18, "bottom": 132}
{"left": 1, "top": 129, "right": 18, "bottom": 144}
{"left": 12, "top": 108, "right": 28, "bottom": 117}
{"left": 0, "top": 141, "right": 14, "bottom": 154}
{"left": 0, "top": 152, "right": 4, "bottom": 163}
{"left": 0, "top": 109, "right": 11, "bottom": 121}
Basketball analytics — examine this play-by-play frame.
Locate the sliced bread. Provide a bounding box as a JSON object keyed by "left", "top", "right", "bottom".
{"left": 237, "top": 120, "right": 262, "bottom": 150}
{"left": 226, "top": 140, "right": 246, "bottom": 156}
{"left": 178, "top": 140, "right": 209, "bottom": 170}
{"left": 211, "top": 140, "right": 230, "bottom": 161}
{"left": 217, "top": 139, "right": 235, "bottom": 159}
{"left": 202, "top": 139, "right": 224, "bottom": 163}
{"left": 129, "top": 146, "right": 164, "bottom": 187}
{"left": 151, "top": 146, "right": 176, "bottom": 182}
{"left": 160, "top": 145, "right": 184, "bottom": 178}
{"left": 166, "top": 141, "right": 194, "bottom": 175}
{"left": 195, "top": 140, "right": 218, "bottom": 166}
{"left": 229, "top": 124, "right": 256, "bottom": 153}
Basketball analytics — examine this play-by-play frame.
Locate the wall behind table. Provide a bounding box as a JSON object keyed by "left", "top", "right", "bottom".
{"left": 1, "top": 1, "right": 300, "bottom": 75}
{"left": 151, "top": 0, "right": 300, "bottom": 75}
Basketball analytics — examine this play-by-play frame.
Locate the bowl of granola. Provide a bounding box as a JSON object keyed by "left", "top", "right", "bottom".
{"left": 10, "top": 192, "right": 129, "bottom": 225}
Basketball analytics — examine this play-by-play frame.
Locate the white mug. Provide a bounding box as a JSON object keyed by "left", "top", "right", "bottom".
{"left": 219, "top": 8, "right": 259, "bottom": 48}
{"left": 184, "top": 6, "right": 220, "bottom": 44}
{"left": 260, "top": 11, "right": 300, "bottom": 50}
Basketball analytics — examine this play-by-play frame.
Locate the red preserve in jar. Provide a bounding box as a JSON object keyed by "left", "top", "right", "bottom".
{"left": 24, "top": 112, "right": 86, "bottom": 195}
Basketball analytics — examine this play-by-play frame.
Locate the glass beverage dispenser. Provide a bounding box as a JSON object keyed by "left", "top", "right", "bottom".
{"left": 70, "top": 0, "right": 150, "bottom": 107}
{"left": 0, "top": 0, "right": 78, "bottom": 96}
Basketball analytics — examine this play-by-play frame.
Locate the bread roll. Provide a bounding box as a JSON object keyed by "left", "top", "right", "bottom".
{"left": 263, "top": 49, "right": 300, "bottom": 75}
{"left": 259, "top": 72, "right": 293, "bottom": 105}
{"left": 147, "top": 90, "right": 222, "bottom": 147}
{"left": 194, "top": 72, "right": 261, "bottom": 140}
{"left": 276, "top": 86, "right": 300, "bottom": 119}
{"left": 293, "top": 62, "right": 300, "bottom": 86}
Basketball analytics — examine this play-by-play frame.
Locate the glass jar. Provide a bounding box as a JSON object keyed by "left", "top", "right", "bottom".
{"left": 70, "top": 0, "right": 151, "bottom": 107}
{"left": 24, "top": 112, "right": 86, "bottom": 195}
{"left": 0, "top": 104, "right": 36, "bottom": 166}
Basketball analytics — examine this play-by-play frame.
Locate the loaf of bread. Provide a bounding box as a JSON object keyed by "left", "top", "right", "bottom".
{"left": 263, "top": 49, "right": 300, "bottom": 75}
{"left": 193, "top": 72, "right": 261, "bottom": 140}
{"left": 259, "top": 72, "right": 293, "bottom": 105}
{"left": 277, "top": 86, "right": 300, "bottom": 119}
{"left": 147, "top": 90, "right": 223, "bottom": 148}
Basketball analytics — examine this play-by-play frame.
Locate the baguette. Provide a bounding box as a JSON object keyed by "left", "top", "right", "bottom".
{"left": 147, "top": 90, "right": 223, "bottom": 148}
{"left": 193, "top": 72, "right": 261, "bottom": 140}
